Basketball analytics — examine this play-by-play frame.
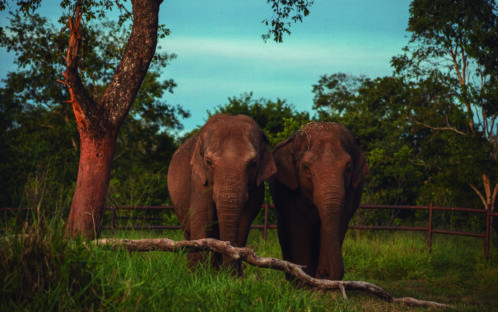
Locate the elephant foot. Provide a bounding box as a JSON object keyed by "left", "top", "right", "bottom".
{"left": 240, "top": 262, "right": 246, "bottom": 274}
{"left": 224, "top": 259, "right": 244, "bottom": 277}
{"left": 186, "top": 251, "right": 213, "bottom": 269}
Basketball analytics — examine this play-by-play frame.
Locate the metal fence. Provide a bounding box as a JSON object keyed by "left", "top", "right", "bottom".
{"left": 100, "top": 202, "right": 497, "bottom": 260}
{"left": 1, "top": 203, "right": 496, "bottom": 259}
{"left": 101, "top": 202, "right": 277, "bottom": 240}
{"left": 349, "top": 203, "right": 497, "bottom": 259}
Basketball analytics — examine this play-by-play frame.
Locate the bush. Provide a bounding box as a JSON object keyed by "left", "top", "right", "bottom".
{"left": 0, "top": 216, "right": 105, "bottom": 310}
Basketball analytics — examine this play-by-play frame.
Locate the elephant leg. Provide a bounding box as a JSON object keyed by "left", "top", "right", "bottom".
{"left": 271, "top": 180, "right": 292, "bottom": 262}
{"left": 276, "top": 211, "right": 294, "bottom": 281}
{"left": 277, "top": 198, "right": 319, "bottom": 280}
{"left": 237, "top": 184, "right": 265, "bottom": 248}
{"left": 276, "top": 210, "right": 290, "bottom": 262}
{"left": 208, "top": 216, "right": 223, "bottom": 269}
{"left": 173, "top": 204, "right": 191, "bottom": 240}
{"left": 176, "top": 205, "right": 192, "bottom": 241}
{"left": 187, "top": 189, "right": 216, "bottom": 268}
{"left": 288, "top": 218, "right": 319, "bottom": 279}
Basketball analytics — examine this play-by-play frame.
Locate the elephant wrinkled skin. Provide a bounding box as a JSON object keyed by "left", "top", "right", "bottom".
{"left": 269, "top": 122, "right": 369, "bottom": 281}
{"left": 167, "top": 114, "right": 276, "bottom": 273}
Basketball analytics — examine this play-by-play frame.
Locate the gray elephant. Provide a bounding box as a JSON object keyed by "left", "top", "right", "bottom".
{"left": 269, "top": 122, "right": 369, "bottom": 280}
{"left": 167, "top": 114, "right": 276, "bottom": 273}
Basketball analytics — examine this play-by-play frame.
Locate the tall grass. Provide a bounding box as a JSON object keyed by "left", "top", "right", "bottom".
{"left": 1, "top": 215, "right": 496, "bottom": 311}
{"left": 0, "top": 217, "right": 104, "bottom": 310}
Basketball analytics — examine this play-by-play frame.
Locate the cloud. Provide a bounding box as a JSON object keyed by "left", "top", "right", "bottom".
{"left": 158, "top": 34, "right": 404, "bottom": 130}
{"left": 161, "top": 36, "right": 397, "bottom": 76}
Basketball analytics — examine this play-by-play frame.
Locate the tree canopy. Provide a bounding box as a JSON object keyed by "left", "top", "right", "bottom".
{"left": 0, "top": 0, "right": 315, "bottom": 237}
{"left": 0, "top": 11, "right": 186, "bottom": 209}
{"left": 0, "top": 0, "right": 496, "bottom": 233}
{"left": 208, "top": 92, "right": 310, "bottom": 144}
{"left": 392, "top": 0, "right": 497, "bottom": 142}
{"left": 312, "top": 0, "right": 498, "bottom": 218}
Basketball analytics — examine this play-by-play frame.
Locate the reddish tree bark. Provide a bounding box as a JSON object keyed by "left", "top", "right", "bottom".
{"left": 61, "top": 0, "right": 162, "bottom": 238}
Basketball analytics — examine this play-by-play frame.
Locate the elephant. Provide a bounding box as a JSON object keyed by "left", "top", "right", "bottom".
{"left": 269, "top": 122, "right": 369, "bottom": 281}
{"left": 167, "top": 114, "right": 276, "bottom": 273}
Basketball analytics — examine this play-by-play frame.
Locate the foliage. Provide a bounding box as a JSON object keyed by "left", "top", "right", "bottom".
{"left": 0, "top": 12, "right": 188, "bottom": 209}
{"left": 313, "top": 74, "right": 419, "bottom": 206}
{"left": 311, "top": 0, "right": 498, "bottom": 210}
{"left": 0, "top": 213, "right": 105, "bottom": 310}
{"left": 1, "top": 0, "right": 496, "bottom": 234}
{"left": 312, "top": 74, "right": 410, "bottom": 152}
{"left": 2, "top": 0, "right": 314, "bottom": 43}
{"left": 394, "top": 0, "right": 498, "bottom": 208}
{"left": 344, "top": 230, "right": 497, "bottom": 311}
{"left": 0, "top": 0, "right": 315, "bottom": 217}
{"left": 0, "top": 84, "right": 79, "bottom": 210}
{"left": 392, "top": 0, "right": 497, "bottom": 145}
{"left": 262, "top": 0, "right": 313, "bottom": 42}
{"left": 1, "top": 224, "right": 496, "bottom": 311}
{"left": 209, "top": 92, "right": 311, "bottom": 146}
{"left": 312, "top": 70, "right": 497, "bottom": 210}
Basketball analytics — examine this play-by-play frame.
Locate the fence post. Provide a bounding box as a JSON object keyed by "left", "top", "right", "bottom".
{"left": 111, "top": 206, "right": 116, "bottom": 233}
{"left": 428, "top": 202, "right": 433, "bottom": 253}
{"left": 485, "top": 203, "right": 491, "bottom": 260}
{"left": 263, "top": 202, "right": 269, "bottom": 241}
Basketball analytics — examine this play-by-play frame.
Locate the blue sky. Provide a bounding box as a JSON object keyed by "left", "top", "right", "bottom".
{"left": 0, "top": 0, "right": 412, "bottom": 131}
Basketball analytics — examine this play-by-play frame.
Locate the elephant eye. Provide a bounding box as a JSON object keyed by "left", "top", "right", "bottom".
{"left": 345, "top": 162, "right": 352, "bottom": 173}
{"left": 205, "top": 157, "right": 213, "bottom": 167}
{"left": 302, "top": 163, "right": 311, "bottom": 175}
{"left": 249, "top": 158, "right": 258, "bottom": 167}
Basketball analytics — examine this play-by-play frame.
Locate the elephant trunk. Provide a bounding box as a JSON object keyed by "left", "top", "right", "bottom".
{"left": 314, "top": 175, "right": 346, "bottom": 280}
{"left": 213, "top": 172, "right": 248, "bottom": 272}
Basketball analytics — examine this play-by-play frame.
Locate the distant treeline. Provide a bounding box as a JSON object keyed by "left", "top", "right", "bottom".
{"left": 0, "top": 1, "right": 496, "bottom": 231}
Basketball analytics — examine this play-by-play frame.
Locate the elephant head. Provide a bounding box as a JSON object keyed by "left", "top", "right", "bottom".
{"left": 270, "top": 122, "right": 368, "bottom": 280}
{"left": 168, "top": 114, "right": 276, "bottom": 272}
{"left": 191, "top": 114, "right": 275, "bottom": 195}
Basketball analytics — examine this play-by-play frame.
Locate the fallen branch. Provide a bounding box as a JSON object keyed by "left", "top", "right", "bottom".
{"left": 93, "top": 238, "right": 455, "bottom": 309}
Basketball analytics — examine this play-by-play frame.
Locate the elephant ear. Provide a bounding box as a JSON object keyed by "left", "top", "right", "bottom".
{"left": 352, "top": 139, "right": 369, "bottom": 188}
{"left": 190, "top": 136, "right": 207, "bottom": 186}
{"left": 272, "top": 136, "right": 299, "bottom": 190}
{"left": 257, "top": 132, "right": 277, "bottom": 186}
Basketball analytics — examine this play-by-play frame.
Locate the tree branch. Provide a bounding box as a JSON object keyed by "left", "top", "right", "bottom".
{"left": 469, "top": 182, "right": 487, "bottom": 207}
{"left": 489, "top": 113, "right": 497, "bottom": 142}
{"left": 460, "top": 39, "right": 467, "bottom": 85}
{"left": 483, "top": 174, "right": 491, "bottom": 205}
{"left": 101, "top": 0, "right": 161, "bottom": 125}
{"left": 492, "top": 182, "right": 498, "bottom": 210}
{"left": 447, "top": 40, "right": 474, "bottom": 133}
{"left": 476, "top": 174, "right": 498, "bottom": 210}
{"left": 413, "top": 120, "right": 466, "bottom": 135}
{"left": 93, "top": 238, "right": 456, "bottom": 309}
{"left": 60, "top": 5, "right": 96, "bottom": 131}
{"left": 448, "top": 44, "right": 464, "bottom": 85}
{"left": 114, "top": 0, "right": 132, "bottom": 17}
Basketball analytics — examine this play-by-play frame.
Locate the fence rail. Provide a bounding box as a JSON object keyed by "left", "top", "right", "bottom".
{"left": 350, "top": 203, "right": 498, "bottom": 259}
{"left": 97, "top": 202, "right": 497, "bottom": 259}
{"left": 1, "top": 203, "right": 496, "bottom": 259}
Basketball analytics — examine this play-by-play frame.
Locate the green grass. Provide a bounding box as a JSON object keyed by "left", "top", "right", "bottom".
{"left": 1, "top": 221, "right": 497, "bottom": 311}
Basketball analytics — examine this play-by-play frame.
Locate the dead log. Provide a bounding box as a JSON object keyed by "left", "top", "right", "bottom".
{"left": 93, "top": 237, "right": 455, "bottom": 309}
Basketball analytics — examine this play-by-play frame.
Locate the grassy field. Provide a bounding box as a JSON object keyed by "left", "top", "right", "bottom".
{"left": 1, "top": 220, "right": 497, "bottom": 311}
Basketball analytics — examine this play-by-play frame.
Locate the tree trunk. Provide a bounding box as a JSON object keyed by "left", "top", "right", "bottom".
{"left": 63, "top": 0, "right": 161, "bottom": 238}
{"left": 66, "top": 132, "right": 117, "bottom": 237}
